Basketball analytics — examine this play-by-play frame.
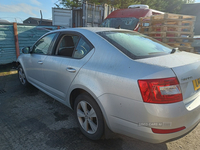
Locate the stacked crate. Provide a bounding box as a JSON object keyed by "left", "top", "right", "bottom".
{"left": 139, "top": 13, "right": 196, "bottom": 52}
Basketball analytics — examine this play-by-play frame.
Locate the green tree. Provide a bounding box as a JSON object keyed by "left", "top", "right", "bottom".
{"left": 56, "top": 0, "right": 82, "bottom": 8}
{"left": 55, "top": 0, "right": 195, "bottom": 13}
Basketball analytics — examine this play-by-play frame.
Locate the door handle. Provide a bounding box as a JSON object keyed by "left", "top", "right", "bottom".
{"left": 66, "top": 67, "right": 76, "bottom": 73}
{"left": 38, "top": 61, "right": 43, "bottom": 64}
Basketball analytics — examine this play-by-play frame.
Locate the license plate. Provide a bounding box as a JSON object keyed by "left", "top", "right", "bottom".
{"left": 193, "top": 78, "right": 200, "bottom": 91}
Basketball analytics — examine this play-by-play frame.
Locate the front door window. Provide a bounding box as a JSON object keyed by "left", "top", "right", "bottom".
{"left": 32, "top": 33, "right": 57, "bottom": 54}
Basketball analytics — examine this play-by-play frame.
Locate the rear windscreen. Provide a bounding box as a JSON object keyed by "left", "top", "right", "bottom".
{"left": 97, "top": 31, "right": 173, "bottom": 59}
{"left": 100, "top": 17, "right": 139, "bottom": 30}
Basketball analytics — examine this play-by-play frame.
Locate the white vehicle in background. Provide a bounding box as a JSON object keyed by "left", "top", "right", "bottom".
{"left": 192, "top": 36, "right": 200, "bottom": 53}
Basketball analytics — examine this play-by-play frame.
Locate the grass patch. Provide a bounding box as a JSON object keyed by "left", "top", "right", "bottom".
{"left": 0, "top": 63, "right": 17, "bottom": 76}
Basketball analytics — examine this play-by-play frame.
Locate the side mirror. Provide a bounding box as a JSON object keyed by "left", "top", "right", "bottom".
{"left": 22, "top": 47, "right": 31, "bottom": 54}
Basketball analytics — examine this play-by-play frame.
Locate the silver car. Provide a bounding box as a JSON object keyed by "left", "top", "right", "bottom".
{"left": 17, "top": 28, "right": 200, "bottom": 143}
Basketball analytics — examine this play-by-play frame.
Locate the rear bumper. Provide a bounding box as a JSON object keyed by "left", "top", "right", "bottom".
{"left": 98, "top": 94, "right": 200, "bottom": 143}
{"left": 108, "top": 114, "right": 199, "bottom": 143}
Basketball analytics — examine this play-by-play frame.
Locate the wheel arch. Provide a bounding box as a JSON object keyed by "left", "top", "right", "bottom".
{"left": 16, "top": 59, "right": 22, "bottom": 69}
{"left": 16, "top": 61, "right": 20, "bottom": 66}
{"left": 69, "top": 88, "right": 99, "bottom": 110}
{"left": 69, "top": 88, "right": 90, "bottom": 110}
{"left": 69, "top": 88, "right": 110, "bottom": 128}
{"left": 16, "top": 58, "right": 24, "bottom": 70}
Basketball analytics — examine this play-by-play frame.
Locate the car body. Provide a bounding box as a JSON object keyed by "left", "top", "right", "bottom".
{"left": 17, "top": 27, "right": 200, "bottom": 143}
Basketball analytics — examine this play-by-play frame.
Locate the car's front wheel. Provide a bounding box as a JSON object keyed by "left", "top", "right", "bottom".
{"left": 74, "top": 94, "right": 104, "bottom": 140}
{"left": 18, "top": 65, "right": 29, "bottom": 86}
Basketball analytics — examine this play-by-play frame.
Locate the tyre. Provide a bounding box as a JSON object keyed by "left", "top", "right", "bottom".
{"left": 18, "top": 65, "right": 29, "bottom": 86}
{"left": 74, "top": 94, "right": 104, "bottom": 140}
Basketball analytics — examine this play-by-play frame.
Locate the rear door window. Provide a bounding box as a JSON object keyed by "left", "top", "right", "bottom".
{"left": 57, "top": 35, "right": 79, "bottom": 57}
{"left": 73, "top": 37, "right": 93, "bottom": 59}
{"left": 55, "top": 33, "right": 93, "bottom": 59}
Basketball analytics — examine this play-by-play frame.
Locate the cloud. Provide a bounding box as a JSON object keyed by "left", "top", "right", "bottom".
{"left": 30, "top": 0, "right": 42, "bottom": 6}
{"left": 0, "top": 3, "right": 41, "bottom": 17}
{"left": 52, "top": 0, "right": 58, "bottom": 3}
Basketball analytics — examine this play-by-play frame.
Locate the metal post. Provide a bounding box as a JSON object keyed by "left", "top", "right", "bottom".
{"left": 82, "top": 1, "right": 87, "bottom": 27}
{"left": 13, "top": 23, "right": 20, "bottom": 58}
{"left": 92, "top": 3, "right": 95, "bottom": 27}
{"left": 85, "top": 1, "right": 88, "bottom": 27}
{"left": 104, "top": 3, "right": 108, "bottom": 19}
{"left": 101, "top": 5, "right": 104, "bottom": 22}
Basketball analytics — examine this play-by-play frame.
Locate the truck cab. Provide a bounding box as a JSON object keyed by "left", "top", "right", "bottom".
{"left": 100, "top": 5, "right": 164, "bottom": 31}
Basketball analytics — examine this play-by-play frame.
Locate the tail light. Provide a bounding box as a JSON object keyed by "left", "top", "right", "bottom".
{"left": 138, "top": 77, "right": 183, "bottom": 104}
{"left": 152, "top": 126, "right": 186, "bottom": 134}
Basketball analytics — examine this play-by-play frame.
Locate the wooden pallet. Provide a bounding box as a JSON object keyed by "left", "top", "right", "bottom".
{"left": 139, "top": 13, "right": 196, "bottom": 53}
{"left": 178, "top": 46, "right": 194, "bottom": 52}
{"left": 140, "top": 25, "right": 194, "bottom": 33}
{"left": 151, "top": 20, "right": 194, "bottom": 26}
{"left": 152, "top": 25, "right": 191, "bottom": 32}
{"left": 140, "top": 20, "right": 195, "bottom": 27}
{"left": 151, "top": 13, "right": 196, "bottom": 21}
{"left": 154, "top": 37, "right": 193, "bottom": 43}
{"left": 144, "top": 31, "right": 194, "bottom": 38}
{"left": 167, "top": 42, "right": 192, "bottom": 47}
{"left": 139, "top": 14, "right": 196, "bottom": 29}
{"left": 139, "top": 13, "right": 196, "bottom": 22}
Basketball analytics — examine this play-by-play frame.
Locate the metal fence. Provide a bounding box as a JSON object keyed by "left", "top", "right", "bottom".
{"left": 73, "top": 2, "right": 117, "bottom": 27}
{"left": 52, "top": 2, "right": 116, "bottom": 28}
{"left": 0, "top": 23, "right": 58, "bottom": 65}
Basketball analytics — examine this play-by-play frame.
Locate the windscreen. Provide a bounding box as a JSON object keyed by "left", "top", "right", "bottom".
{"left": 97, "top": 31, "right": 173, "bottom": 59}
{"left": 100, "top": 17, "right": 139, "bottom": 30}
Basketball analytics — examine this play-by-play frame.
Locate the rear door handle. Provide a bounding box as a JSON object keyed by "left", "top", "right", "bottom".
{"left": 38, "top": 61, "right": 43, "bottom": 64}
{"left": 66, "top": 67, "right": 76, "bottom": 73}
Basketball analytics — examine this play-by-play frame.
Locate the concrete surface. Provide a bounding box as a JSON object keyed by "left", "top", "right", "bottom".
{"left": 0, "top": 65, "right": 200, "bottom": 150}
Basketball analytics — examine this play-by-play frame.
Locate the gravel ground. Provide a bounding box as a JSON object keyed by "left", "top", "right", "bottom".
{"left": 0, "top": 65, "right": 200, "bottom": 150}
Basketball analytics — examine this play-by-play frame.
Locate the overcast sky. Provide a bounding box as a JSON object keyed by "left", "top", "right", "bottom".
{"left": 0, "top": 0, "right": 200, "bottom": 23}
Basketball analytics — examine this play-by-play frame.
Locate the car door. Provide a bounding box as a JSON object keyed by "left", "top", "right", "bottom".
{"left": 42, "top": 32, "right": 94, "bottom": 102}
{"left": 24, "top": 33, "right": 57, "bottom": 88}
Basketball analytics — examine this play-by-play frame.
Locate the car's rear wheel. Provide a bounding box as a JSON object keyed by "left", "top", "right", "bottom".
{"left": 18, "top": 65, "right": 28, "bottom": 86}
{"left": 74, "top": 94, "right": 104, "bottom": 140}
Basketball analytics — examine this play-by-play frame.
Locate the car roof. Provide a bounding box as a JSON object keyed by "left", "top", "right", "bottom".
{"left": 79, "top": 27, "right": 126, "bottom": 32}
{"left": 49, "top": 27, "right": 128, "bottom": 34}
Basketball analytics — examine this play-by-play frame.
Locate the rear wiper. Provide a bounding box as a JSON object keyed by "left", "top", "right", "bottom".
{"left": 171, "top": 48, "right": 178, "bottom": 54}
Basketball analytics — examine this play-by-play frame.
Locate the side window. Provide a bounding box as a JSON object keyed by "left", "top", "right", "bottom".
{"left": 32, "top": 33, "right": 56, "bottom": 54}
{"left": 57, "top": 35, "right": 79, "bottom": 57}
{"left": 73, "top": 37, "right": 93, "bottom": 59}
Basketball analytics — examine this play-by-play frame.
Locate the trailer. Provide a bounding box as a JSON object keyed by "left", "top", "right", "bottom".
{"left": 52, "top": 2, "right": 116, "bottom": 28}
{"left": 52, "top": 8, "right": 72, "bottom": 28}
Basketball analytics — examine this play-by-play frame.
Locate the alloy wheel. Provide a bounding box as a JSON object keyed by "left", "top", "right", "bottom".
{"left": 18, "top": 68, "right": 26, "bottom": 85}
{"left": 77, "top": 101, "right": 98, "bottom": 134}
